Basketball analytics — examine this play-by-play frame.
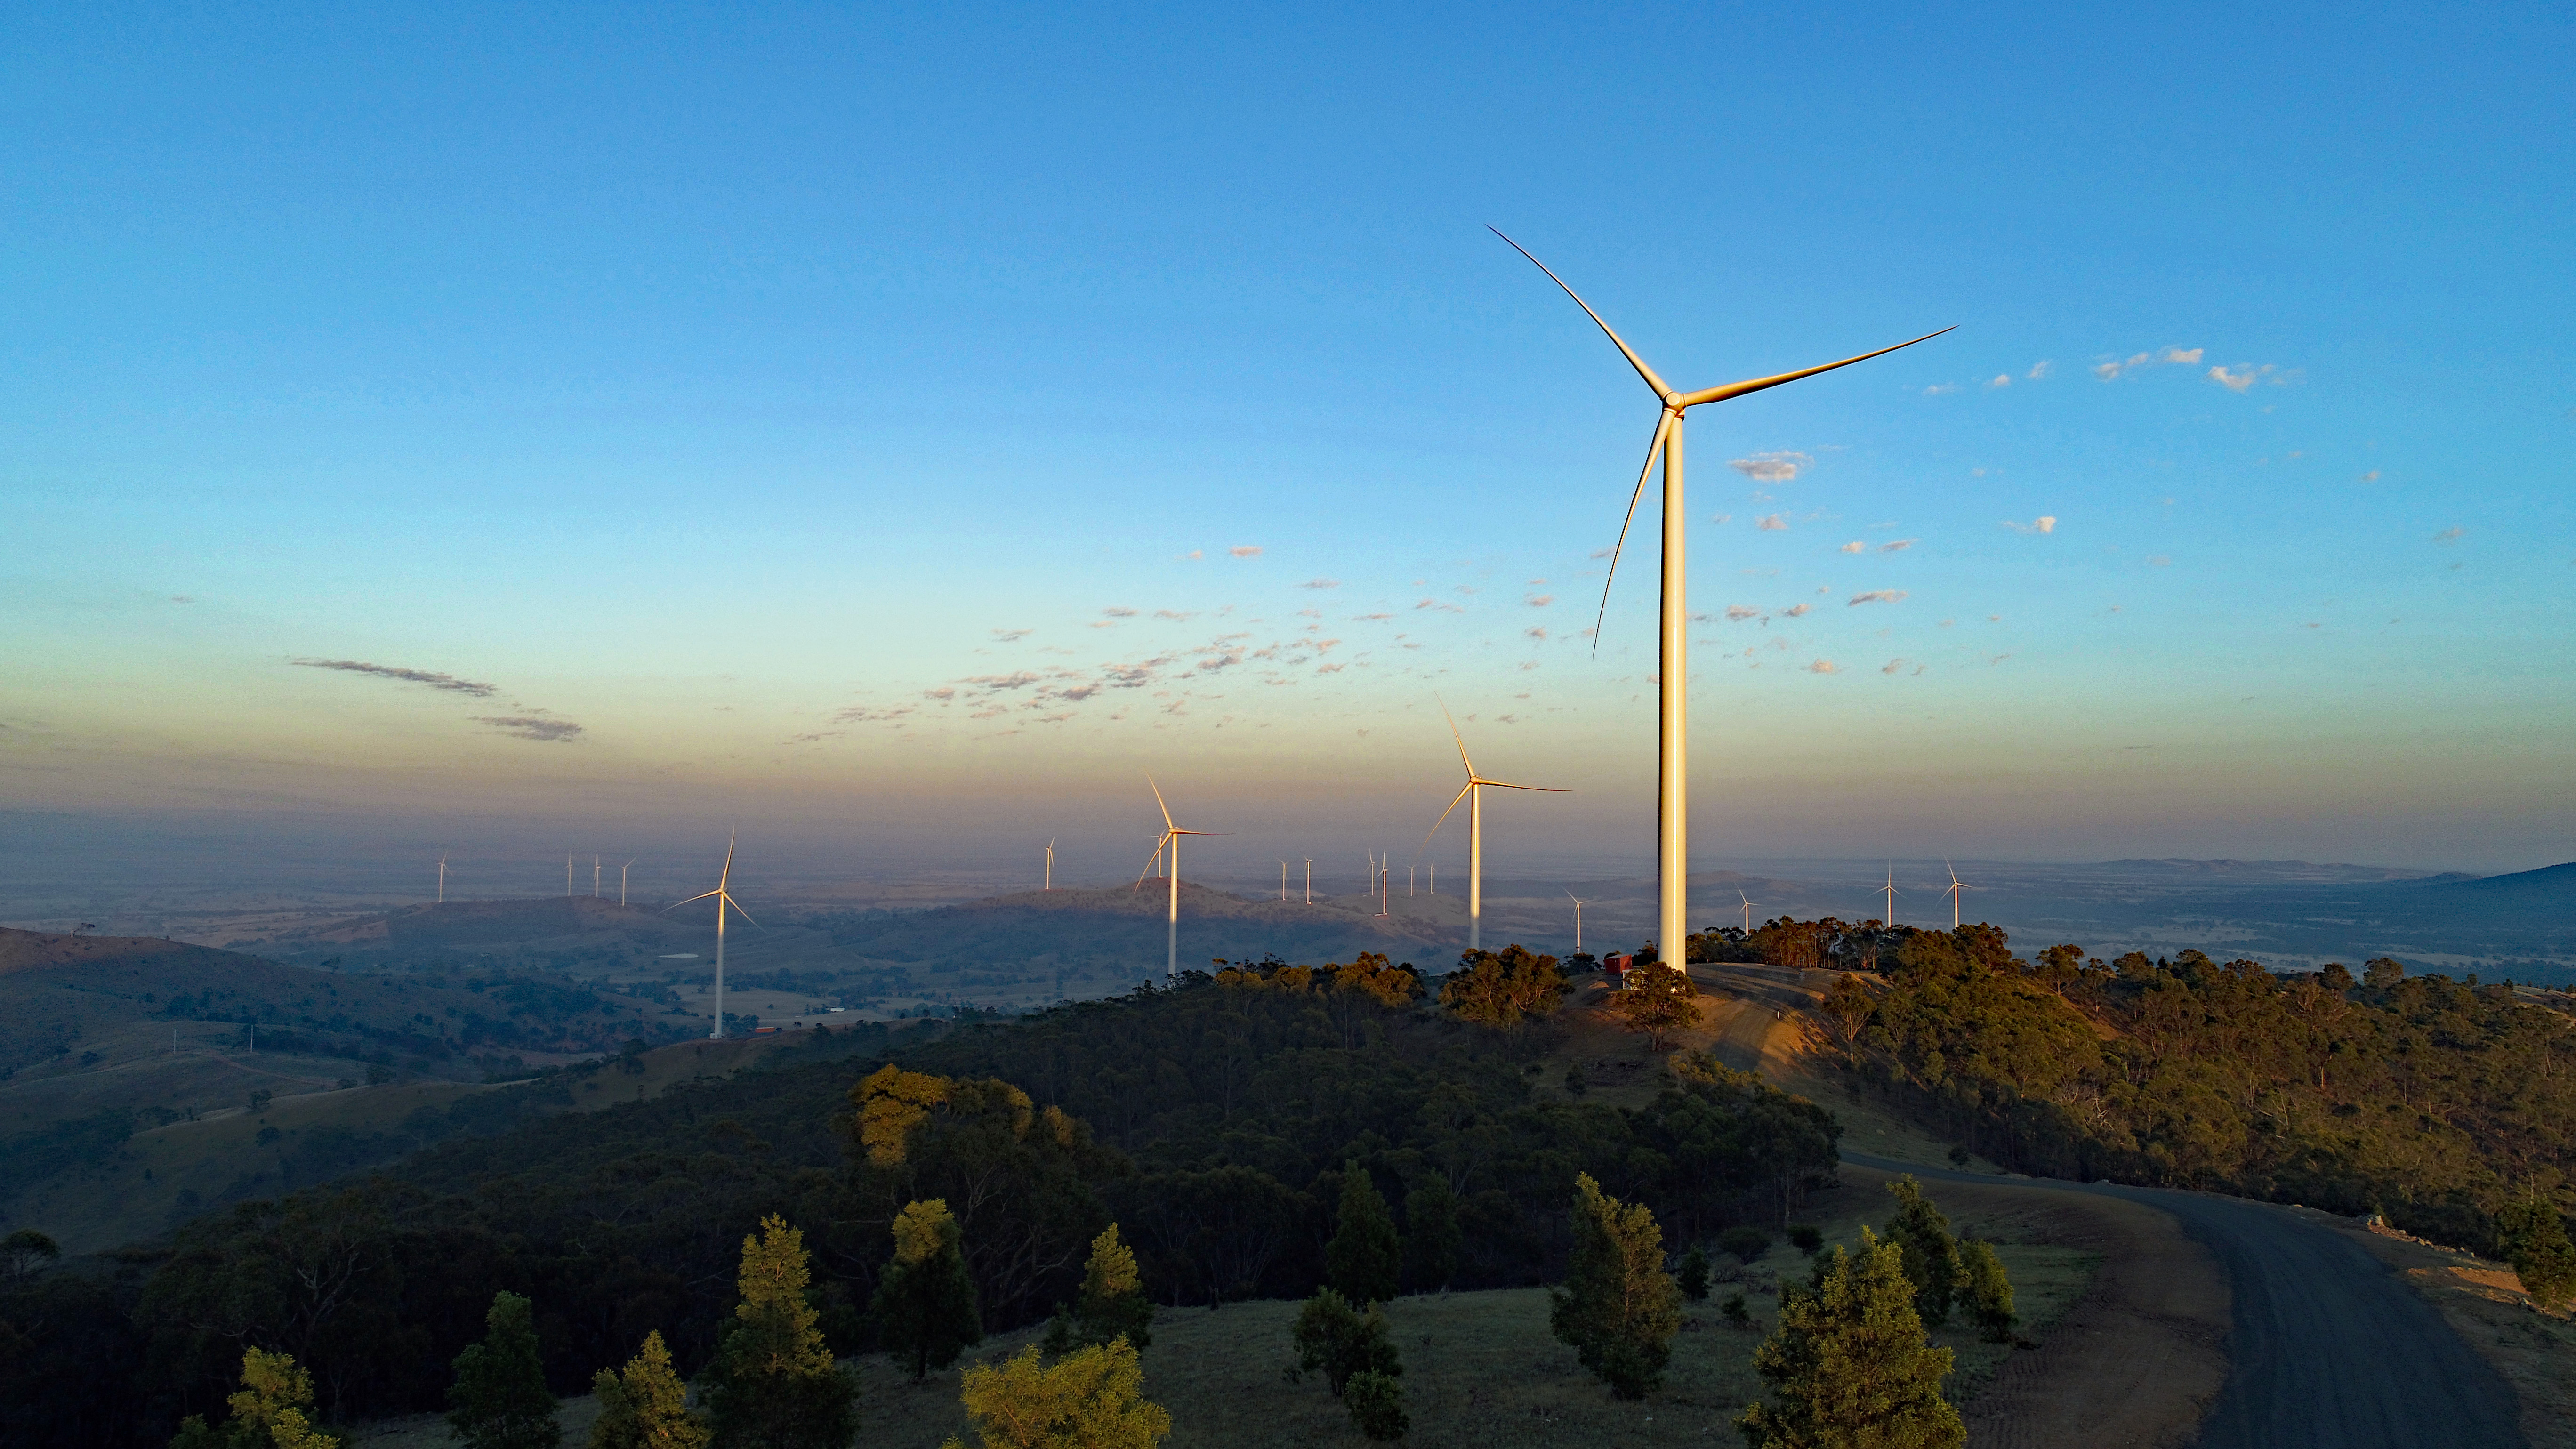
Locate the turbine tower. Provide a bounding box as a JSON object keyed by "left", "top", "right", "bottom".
{"left": 1420, "top": 701, "right": 1566, "bottom": 951}
{"left": 1044, "top": 838, "right": 1055, "bottom": 892}
{"left": 620, "top": 859, "right": 635, "bottom": 908}
{"left": 1495, "top": 228, "right": 1948, "bottom": 977}
{"left": 1134, "top": 777, "right": 1222, "bottom": 983}
{"left": 1879, "top": 861, "right": 1900, "bottom": 926}
{"left": 437, "top": 854, "right": 448, "bottom": 905}
{"left": 566, "top": 855, "right": 573, "bottom": 897}
{"left": 1739, "top": 888, "right": 1755, "bottom": 934}
{"left": 1567, "top": 891, "right": 1588, "bottom": 954}
{"left": 668, "top": 834, "right": 757, "bottom": 1039}
{"left": 1943, "top": 859, "right": 1977, "bottom": 930}
{"left": 593, "top": 855, "right": 602, "bottom": 898}
{"left": 1303, "top": 858, "right": 1312, "bottom": 906}
{"left": 1280, "top": 860, "right": 1289, "bottom": 902}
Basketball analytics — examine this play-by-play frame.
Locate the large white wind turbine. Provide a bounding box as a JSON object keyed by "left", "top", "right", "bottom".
{"left": 1303, "top": 858, "right": 1312, "bottom": 906}
{"left": 1044, "top": 838, "right": 1056, "bottom": 892}
{"left": 1420, "top": 702, "right": 1566, "bottom": 951}
{"left": 1567, "top": 891, "right": 1588, "bottom": 954}
{"left": 620, "top": 859, "right": 635, "bottom": 908}
{"left": 437, "top": 854, "right": 448, "bottom": 905}
{"left": 1739, "top": 888, "right": 1755, "bottom": 934}
{"left": 668, "top": 834, "right": 758, "bottom": 1039}
{"left": 1942, "top": 859, "right": 1978, "bottom": 930}
{"left": 1494, "top": 228, "right": 1949, "bottom": 973}
{"left": 1879, "top": 862, "right": 1900, "bottom": 926}
{"left": 593, "top": 855, "right": 602, "bottom": 898}
{"left": 1134, "top": 778, "right": 1223, "bottom": 983}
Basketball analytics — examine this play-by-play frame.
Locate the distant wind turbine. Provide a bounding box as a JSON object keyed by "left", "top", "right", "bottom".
{"left": 1879, "top": 862, "right": 1900, "bottom": 926}
{"left": 1419, "top": 701, "right": 1567, "bottom": 950}
{"left": 1303, "top": 858, "right": 1312, "bottom": 906}
{"left": 1567, "top": 891, "right": 1588, "bottom": 954}
{"left": 1739, "top": 888, "right": 1755, "bottom": 934}
{"left": 1493, "top": 227, "right": 1948, "bottom": 974}
{"left": 1134, "top": 777, "right": 1223, "bottom": 983}
{"left": 566, "top": 854, "right": 573, "bottom": 897}
{"left": 1280, "top": 860, "right": 1289, "bottom": 902}
{"left": 1942, "top": 859, "right": 1978, "bottom": 930}
{"left": 593, "top": 855, "right": 602, "bottom": 898}
{"left": 620, "top": 859, "right": 635, "bottom": 907}
{"left": 1044, "top": 838, "right": 1055, "bottom": 892}
{"left": 668, "top": 834, "right": 758, "bottom": 1039}
{"left": 437, "top": 854, "right": 448, "bottom": 905}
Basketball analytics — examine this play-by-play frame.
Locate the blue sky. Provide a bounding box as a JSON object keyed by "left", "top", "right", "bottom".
{"left": 5, "top": 1, "right": 2571, "bottom": 881}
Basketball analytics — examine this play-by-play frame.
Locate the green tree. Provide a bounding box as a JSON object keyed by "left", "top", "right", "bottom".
{"left": 1045, "top": 1224, "right": 1154, "bottom": 1354}
{"left": 0, "top": 1228, "right": 59, "bottom": 1285}
{"left": 447, "top": 1291, "right": 559, "bottom": 1449}
{"left": 1326, "top": 1162, "right": 1401, "bottom": 1305}
{"left": 1677, "top": 1245, "right": 1712, "bottom": 1302}
{"left": 1290, "top": 1288, "right": 1401, "bottom": 1397}
{"left": 939, "top": 1339, "right": 1171, "bottom": 1449}
{"left": 1880, "top": 1177, "right": 1964, "bottom": 1328}
{"left": 1402, "top": 1178, "right": 1461, "bottom": 1294}
{"left": 2496, "top": 1196, "right": 2576, "bottom": 1310}
{"left": 1612, "top": 961, "right": 1704, "bottom": 1051}
{"left": 1549, "top": 1172, "right": 1683, "bottom": 1399}
{"left": 1738, "top": 1230, "right": 1964, "bottom": 1449}
{"left": 1342, "top": 1370, "right": 1409, "bottom": 1441}
{"left": 871, "top": 1199, "right": 983, "bottom": 1383}
{"left": 590, "top": 1330, "right": 709, "bottom": 1449}
{"left": 705, "top": 1214, "right": 858, "bottom": 1449}
{"left": 170, "top": 1347, "right": 342, "bottom": 1449}
{"left": 1438, "top": 945, "right": 1567, "bottom": 1036}
{"left": 1956, "top": 1239, "right": 2017, "bottom": 1343}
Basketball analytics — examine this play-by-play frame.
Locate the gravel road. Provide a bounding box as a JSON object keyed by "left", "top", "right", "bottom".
{"left": 1845, "top": 1151, "right": 2527, "bottom": 1449}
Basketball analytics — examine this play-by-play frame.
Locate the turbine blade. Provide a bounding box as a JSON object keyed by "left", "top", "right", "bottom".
{"left": 1477, "top": 779, "right": 1568, "bottom": 792}
{"left": 1147, "top": 774, "right": 1175, "bottom": 832}
{"left": 1674, "top": 328, "right": 1957, "bottom": 409}
{"left": 1489, "top": 226, "right": 1673, "bottom": 399}
{"left": 664, "top": 887, "right": 722, "bottom": 912}
{"left": 1590, "top": 409, "right": 1673, "bottom": 660}
{"left": 1438, "top": 697, "right": 1475, "bottom": 778}
{"left": 1134, "top": 831, "right": 1175, "bottom": 889}
{"left": 722, "top": 891, "right": 761, "bottom": 928}
{"left": 1416, "top": 781, "right": 1475, "bottom": 858}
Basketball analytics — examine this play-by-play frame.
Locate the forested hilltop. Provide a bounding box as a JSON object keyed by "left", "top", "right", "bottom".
{"left": 1769, "top": 918, "right": 2576, "bottom": 1252}
{"left": 2, "top": 953, "right": 1836, "bottom": 1447}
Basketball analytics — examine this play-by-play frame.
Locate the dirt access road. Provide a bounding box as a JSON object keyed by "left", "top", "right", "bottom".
{"left": 1687, "top": 960, "right": 2528, "bottom": 1447}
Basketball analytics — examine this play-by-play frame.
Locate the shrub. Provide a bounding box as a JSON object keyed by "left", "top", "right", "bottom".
{"left": 1787, "top": 1224, "right": 1823, "bottom": 1256}
{"left": 1548, "top": 1173, "right": 1682, "bottom": 1398}
{"left": 1718, "top": 1226, "right": 1773, "bottom": 1262}
{"left": 940, "top": 1340, "right": 1170, "bottom": 1449}
{"left": 872, "top": 1199, "right": 983, "bottom": 1382}
{"left": 446, "top": 1291, "right": 559, "bottom": 1449}
{"left": 1721, "top": 1292, "right": 1750, "bottom": 1328}
{"left": 2497, "top": 1197, "right": 2576, "bottom": 1310}
{"left": 1958, "top": 1239, "right": 2018, "bottom": 1343}
{"left": 1739, "top": 1230, "right": 1964, "bottom": 1449}
{"left": 1677, "top": 1245, "right": 1712, "bottom": 1302}
{"left": 1881, "top": 1177, "right": 1965, "bottom": 1328}
{"left": 1343, "top": 1371, "right": 1409, "bottom": 1441}
{"left": 1291, "top": 1289, "right": 1401, "bottom": 1397}
{"left": 588, "top": 1331, "right": 707, "bottom": 1449}
{"left": 1045, "top": 1224, "right": 1154, "bottom": 1355}
{"left": 1326, "top": 1162, "right": 1401, "bottom": 1306}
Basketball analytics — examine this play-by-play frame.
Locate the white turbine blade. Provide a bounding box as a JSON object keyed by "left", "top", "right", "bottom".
{"left": 1590, "top": 408, "right": 1673, "bottom": 659}
{"left": 1476, "top": 778, "right": 1568, "bottom": 793}
{"left": 721, "top": 890, "right": 762, "bottom": 929}
{"left": 1489, "top": 226, "right": 1674, "bottom": 399}
{"left": 1675, "top": 328, "right": 1958, "bottom": 409}
{"left": 665, "top": 887, "right": 722, "bottom": 913}
{"left": 1437, "top": 697, "right": 1476, "bottom": 778}
{"left": 1147, "top": 774, "right": 1175, "bottom": 832}
{"left": 1417, "top": 781, "right": 1475, "bottom": 857}
{"left": 1134, "top": 831, "right": 1175, "bottom": 888}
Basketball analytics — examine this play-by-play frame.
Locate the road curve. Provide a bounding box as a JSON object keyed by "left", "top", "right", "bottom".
{"left": 1845, "top": 1151, "right": 2526, "bottom": 1449}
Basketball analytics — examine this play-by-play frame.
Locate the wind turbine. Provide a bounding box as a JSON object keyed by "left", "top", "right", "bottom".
{"left": 1494, "top": 228, "right": 1949, "bottom": 976}
{"left": 1942, "top": 859, "right": 1978, "bottom": 930}
{"left": 1567, "top": 891, "right": 1588, "bottom": 954}
{"left": 1044, "top": 838, "right": 1056, "bottom": 892}
{"left": 593, "top": 855, "right": 602, "bottom": 898}
{"left": 1280, "top": 860, "right": 1289, "bottom": 902}
{"left": 437, "top": 854, "right": 447, "bottom": 905}
{"left": 1879, "top": 862, "right": 1900, "bottom": 926}
{"left": 1134, "top": 777, "right": 1223, "bottom": 983}
{"left": 1420, "top": 701, "right": 1566, "bottom": 951}
{"left": 1739, "top": 888, "right": 1755, "bottom": 934}
{"left": 566, "top": 854, "right": 574, "bottom": 897}
{"left": 620, "top": 859, "right": 635, "bottom": 907}
{"left": 1303, "top": 858, "right": 1312, "bottom": 906}
{"left": 668, "top": 834, "right": 758, "bottom": 1039}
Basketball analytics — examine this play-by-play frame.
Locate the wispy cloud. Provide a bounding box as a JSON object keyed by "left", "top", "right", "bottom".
{"left": 2094, "top": 346, "right": 2203, "bottom": 381}
{"left": 1154, "top": 609, "right": 1196, "bottom": 621}
{"left": 1807, "top": 659, "right": 1838, "bottom": 674}
{"left": 1782, "top": 603, "right": 1812, "bottom": 618}
{"left": 1725, "top": 605, "right": 1763, "bottom": 622}
{"left": 292, "top": 659, "right": 496, "bottom": 697}
{"left": 1730, "top": 451, "right": 1811, "bottom": 483}
{"left": 2027, "top": 361, "right": 2054, "bottom": 381}
{"left": 1102, "top": 607, "right": 1138, "bottom": 618}
{"left": 2003, "top": 516, "right": 2058, "bottom": 535}
{"left": 1229, "top": 545, "right": 1263, "bottom": 558}
{"left": 1415, "top": 598, "right": 1465, "bottom": 613}
{"left": 2432, "top": 526, "right": 2465, "bottom": 543}
{"left": 1922, "top": 383, "right": 1960, "bottom": 396}
{"left": 1882, "top": 658, "right": 1908, "bottom": 674}
{"left": 1181, "top": 549, "right": 1203, "bottom": 561}
{"left": 1987, "top": 374, "right": 2012, "bottom": 389}
{"left": 991, "top": 628, "right": 1031, "bottom": 642}
{"left": 2359, "top": 471, "right": 2381, "bottom": 483}
{"left": 1526, "top": 626, "right": 1548, "bottom": 640}
{"left": 1882, "top": 539, "right": 1916, "bottom": 552}
{"left": 1298, "top": 578, "right": 1339, "bottom": 590}
{"left": 2207, "top": 362, "right": 2294, "bottom": 393}
{"left": 1849, "top": 589, "right": 1909, "bottom": 606}
{"left": 473, "top": 716, "right": 583, "bottom": 742}
{"left": 1756, "top": 514, "right": 1789, "bottom": 531}
{"left": 1526, "top": 593, "right": 1554, "bottom": 607}
{"left": 835, "top": 703, "right": 919, "bottom": 724}
{"left": 1839, "top": 541, "right": 1865, "bottom": 554}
